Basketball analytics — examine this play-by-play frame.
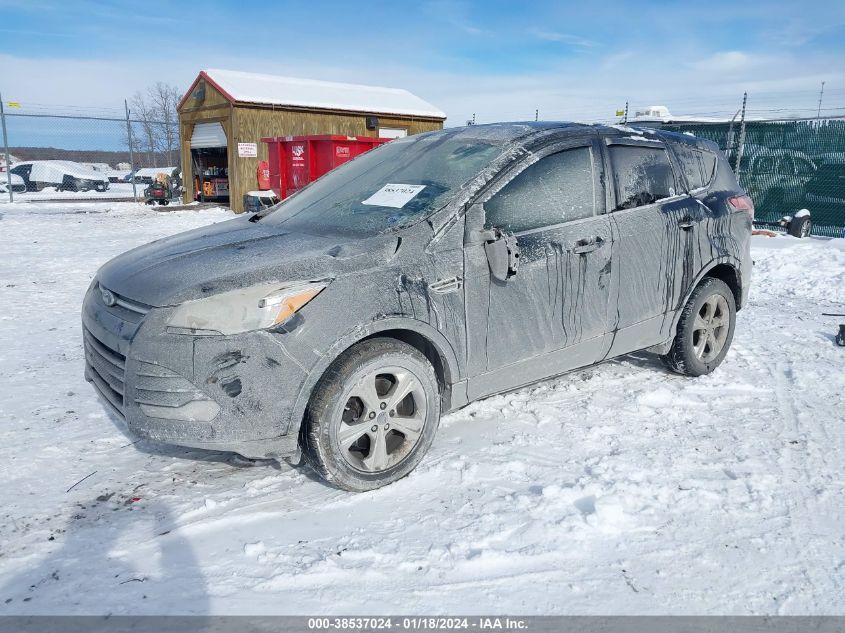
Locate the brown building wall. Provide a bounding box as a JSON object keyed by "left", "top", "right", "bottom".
{"left": 229, "top": 105, "right": 443, "bottom": 212}
{"left": 178, "top": 77, "right": 444, "bottom": 212}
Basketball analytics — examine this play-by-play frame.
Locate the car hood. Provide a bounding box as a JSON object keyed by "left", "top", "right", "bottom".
{"left": 96, "top": 216, "right": 401, "bottom": 307}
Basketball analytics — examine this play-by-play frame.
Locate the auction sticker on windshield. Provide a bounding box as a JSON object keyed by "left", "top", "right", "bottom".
{"left": 362, "top": 184, "right": 426, "bottom": 208}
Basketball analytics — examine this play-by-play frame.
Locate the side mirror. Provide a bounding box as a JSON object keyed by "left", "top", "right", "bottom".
{"left": 483, "top": 227, "right": 520, "bottom": 281}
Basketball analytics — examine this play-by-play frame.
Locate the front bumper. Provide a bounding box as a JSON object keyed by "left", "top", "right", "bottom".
{"left": 81, "top": 282, "right": 305, "bottom": 459}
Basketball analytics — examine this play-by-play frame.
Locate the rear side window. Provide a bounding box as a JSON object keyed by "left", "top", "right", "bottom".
{"left": 699, "top": 150, "right": 716, "bottom": 183}
{"left": 673, "top": 144, "right": 717, "bottom": 191}
{"left": 485, "top": 146, "right": 595, "bottom": 232}
{"left": 609, "top": 145, "right": 676, "bottom": 210}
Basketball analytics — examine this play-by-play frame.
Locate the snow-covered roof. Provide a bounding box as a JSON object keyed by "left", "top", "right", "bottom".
{"left": 195, "top": 69, "right": 446, "bottom": 120}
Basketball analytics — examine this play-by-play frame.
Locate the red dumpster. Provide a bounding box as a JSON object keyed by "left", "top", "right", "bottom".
{"left": 261, "top": 135, "right": 392, "bottom": 200}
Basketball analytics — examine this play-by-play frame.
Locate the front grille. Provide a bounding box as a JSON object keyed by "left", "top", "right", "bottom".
{"left": 83, "top": 326, "right": 126, "bottom": 416}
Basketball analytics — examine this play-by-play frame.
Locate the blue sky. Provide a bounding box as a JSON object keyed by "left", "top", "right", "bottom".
{"left": 2, "top": 0, "right": 845, "bottom": 148}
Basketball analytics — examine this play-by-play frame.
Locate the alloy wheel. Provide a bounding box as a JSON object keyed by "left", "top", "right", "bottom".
{"left": 692, "top": 294, "right": 730, "bottom": 362}
{"left": 337, "top": 366, "right": 427, "bottom": 473}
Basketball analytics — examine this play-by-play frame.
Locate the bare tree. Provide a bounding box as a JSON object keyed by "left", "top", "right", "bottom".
{"left": 130, "top": 91, "right": 159, "bottom": 167}
{"left": 149, "top": 82, "right": 181, "bottom": 167}
{"left": 126, "top": 82, "right": 181, "bottom": 169}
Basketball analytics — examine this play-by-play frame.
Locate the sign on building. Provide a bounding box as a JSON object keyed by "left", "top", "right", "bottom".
{"left": 237, "top": 142, "right": 258, "bottom": 158}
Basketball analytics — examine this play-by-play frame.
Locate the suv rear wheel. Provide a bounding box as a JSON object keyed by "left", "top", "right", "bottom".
{"left": 662, "top": 277, "right": 736, "bottom": 376}
{"left": 302, "top": 338, "right": 441, "bottom": 491}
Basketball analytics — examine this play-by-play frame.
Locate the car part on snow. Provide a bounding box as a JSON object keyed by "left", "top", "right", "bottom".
{"left": 778, "top": 209, "right": 812, "bottom": 238}
{"left": 788, "top": 209, "right": 812, "bottom": 238}
{"left": 482, "top": 227, "right": 520, "bottom": 282}
{"left": 822, "top": 314, "right": 845, "bottom": 347}
{"left": 244, "top": 190, "right": 280, "bottom": 213}
{"left": 662, "top": 277, "right": 737, "bottom": 377}
{"left": 301, "top": 338, "right": 441, "bottom": 491}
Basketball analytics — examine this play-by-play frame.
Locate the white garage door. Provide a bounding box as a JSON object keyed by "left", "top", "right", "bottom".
{"left": 191, "top": 122, "right": 227, "bottom": 148}
{"left": 378, "top": 128, "right": 407, "bottom": 139}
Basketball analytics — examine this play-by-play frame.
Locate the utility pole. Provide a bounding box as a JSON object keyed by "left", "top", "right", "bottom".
{"left": 623, "top": 101, "right": 629, "bottom": 125}
{"left": 734, "top": 92, "right": 748, "bottom": 179}
{"left": 124, "top": 99, "right": 137, "bottom": 203}
{"left": 817, "top": 81, "right": 826, "bottom": 118}
{"left": 0, "top": 94, "right": 13, "bottom": 203}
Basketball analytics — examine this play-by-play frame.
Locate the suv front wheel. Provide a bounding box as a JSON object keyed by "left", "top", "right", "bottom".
{"left": 302, "top": 338, "right": 441, "bottom": 491}
{"left": 662, "top": 277, "right": 736, "bottom": 377}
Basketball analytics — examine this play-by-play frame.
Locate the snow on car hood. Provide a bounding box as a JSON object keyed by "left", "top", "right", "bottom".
{"left": 29, "top": 161, "right": 108, "bottom": 184}
{"left": 96, "top": 215, "right": 401, "bottom": 307}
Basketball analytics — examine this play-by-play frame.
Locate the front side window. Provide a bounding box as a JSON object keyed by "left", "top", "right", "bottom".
{"left": 484, "top": 146, "right": 595, "bottom": 233}
{"left": 609, "top": 145, "right": 677, "bottom": 210}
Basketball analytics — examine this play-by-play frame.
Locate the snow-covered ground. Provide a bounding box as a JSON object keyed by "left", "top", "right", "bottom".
{"left": 0, "top": 201, "right": 843, "bottom": 615}
{"left": 2, "top": 182, "right": 144, "bottom": 201}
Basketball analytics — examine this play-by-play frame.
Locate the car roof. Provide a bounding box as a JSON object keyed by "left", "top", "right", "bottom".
{"left": 434, "top": 121, "right": 716, "bottom": 151}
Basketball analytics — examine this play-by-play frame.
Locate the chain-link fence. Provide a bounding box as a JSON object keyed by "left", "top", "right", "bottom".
{"left": 3, "top": 99, "right": 844, "bottom": 238}
{"left": 1, "top": 103, "right": 179, "bottom": 203}
{"left": 661, "top": 117, "right": 845, "bottom": 237}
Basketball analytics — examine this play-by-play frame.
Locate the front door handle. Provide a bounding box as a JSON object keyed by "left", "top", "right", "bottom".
{"left": 572, "top": 236, "right": 603, "bottom": 254}
{"left": 678, "top": 218, "right": 695, "bottom": 230}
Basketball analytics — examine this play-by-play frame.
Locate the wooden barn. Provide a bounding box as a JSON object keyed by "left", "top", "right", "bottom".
{"left": 177, "top": 69, "right": 447, "bottom": 212}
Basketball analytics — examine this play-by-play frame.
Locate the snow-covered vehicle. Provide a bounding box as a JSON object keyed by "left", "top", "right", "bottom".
{"left": 83, "top": 123, "right": 753, "bottom": 491}
{"left": 10, "top": 160, "right": 110, "bottom": 192}
{"left": 0, "top": 170, "right": 26, "bottom": 193}
{"left": 106, "top": 169, "right": 131, "bottom": 183}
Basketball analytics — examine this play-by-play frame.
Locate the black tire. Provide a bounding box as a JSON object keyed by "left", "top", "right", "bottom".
{"left": 788, "top": 215, "right": 812, "bottom": 238}
{"left": 662, "top": 277, "right": 736, "bottom": 377}
{"left": 301, "top": 338, "right": 440, "bottom": 492}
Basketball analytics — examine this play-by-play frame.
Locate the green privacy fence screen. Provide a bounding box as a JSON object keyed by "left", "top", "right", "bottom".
{"left": 661, "top": 118, "right": 845, "bottom": 238}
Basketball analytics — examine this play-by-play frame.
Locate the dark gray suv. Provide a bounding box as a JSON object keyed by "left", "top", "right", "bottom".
{"left": 82, "top": 123, "right": 753, "bottom": 491}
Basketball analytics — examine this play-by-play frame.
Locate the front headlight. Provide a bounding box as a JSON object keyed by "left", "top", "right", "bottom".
{"left": 166, "top": 281, "right": 328, "bottom": 336}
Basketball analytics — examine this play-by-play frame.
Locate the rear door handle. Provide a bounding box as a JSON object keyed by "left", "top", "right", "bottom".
{"left": 678, "top": 218, "right": 695, "bottom": 230}
{"left": 572, "top": 236, "right": 603, "bottom": 254}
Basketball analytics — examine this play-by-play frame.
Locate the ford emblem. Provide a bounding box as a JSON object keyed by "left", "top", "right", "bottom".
{"left": 101, "top": 288, "right": 117, "bottom": 307}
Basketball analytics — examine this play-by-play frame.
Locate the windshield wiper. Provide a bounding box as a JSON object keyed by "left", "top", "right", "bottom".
{"left": 249, "top": 207, "right": 275, "bottom": 223}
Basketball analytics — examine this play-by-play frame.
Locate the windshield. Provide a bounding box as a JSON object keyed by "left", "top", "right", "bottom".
{"left": 260, "top": 132, "right": 502, "bottom": 237}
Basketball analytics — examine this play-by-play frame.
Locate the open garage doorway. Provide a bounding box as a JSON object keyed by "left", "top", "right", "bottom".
{"left": 190, "top": 122, "right": 229, "bottom": 204}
